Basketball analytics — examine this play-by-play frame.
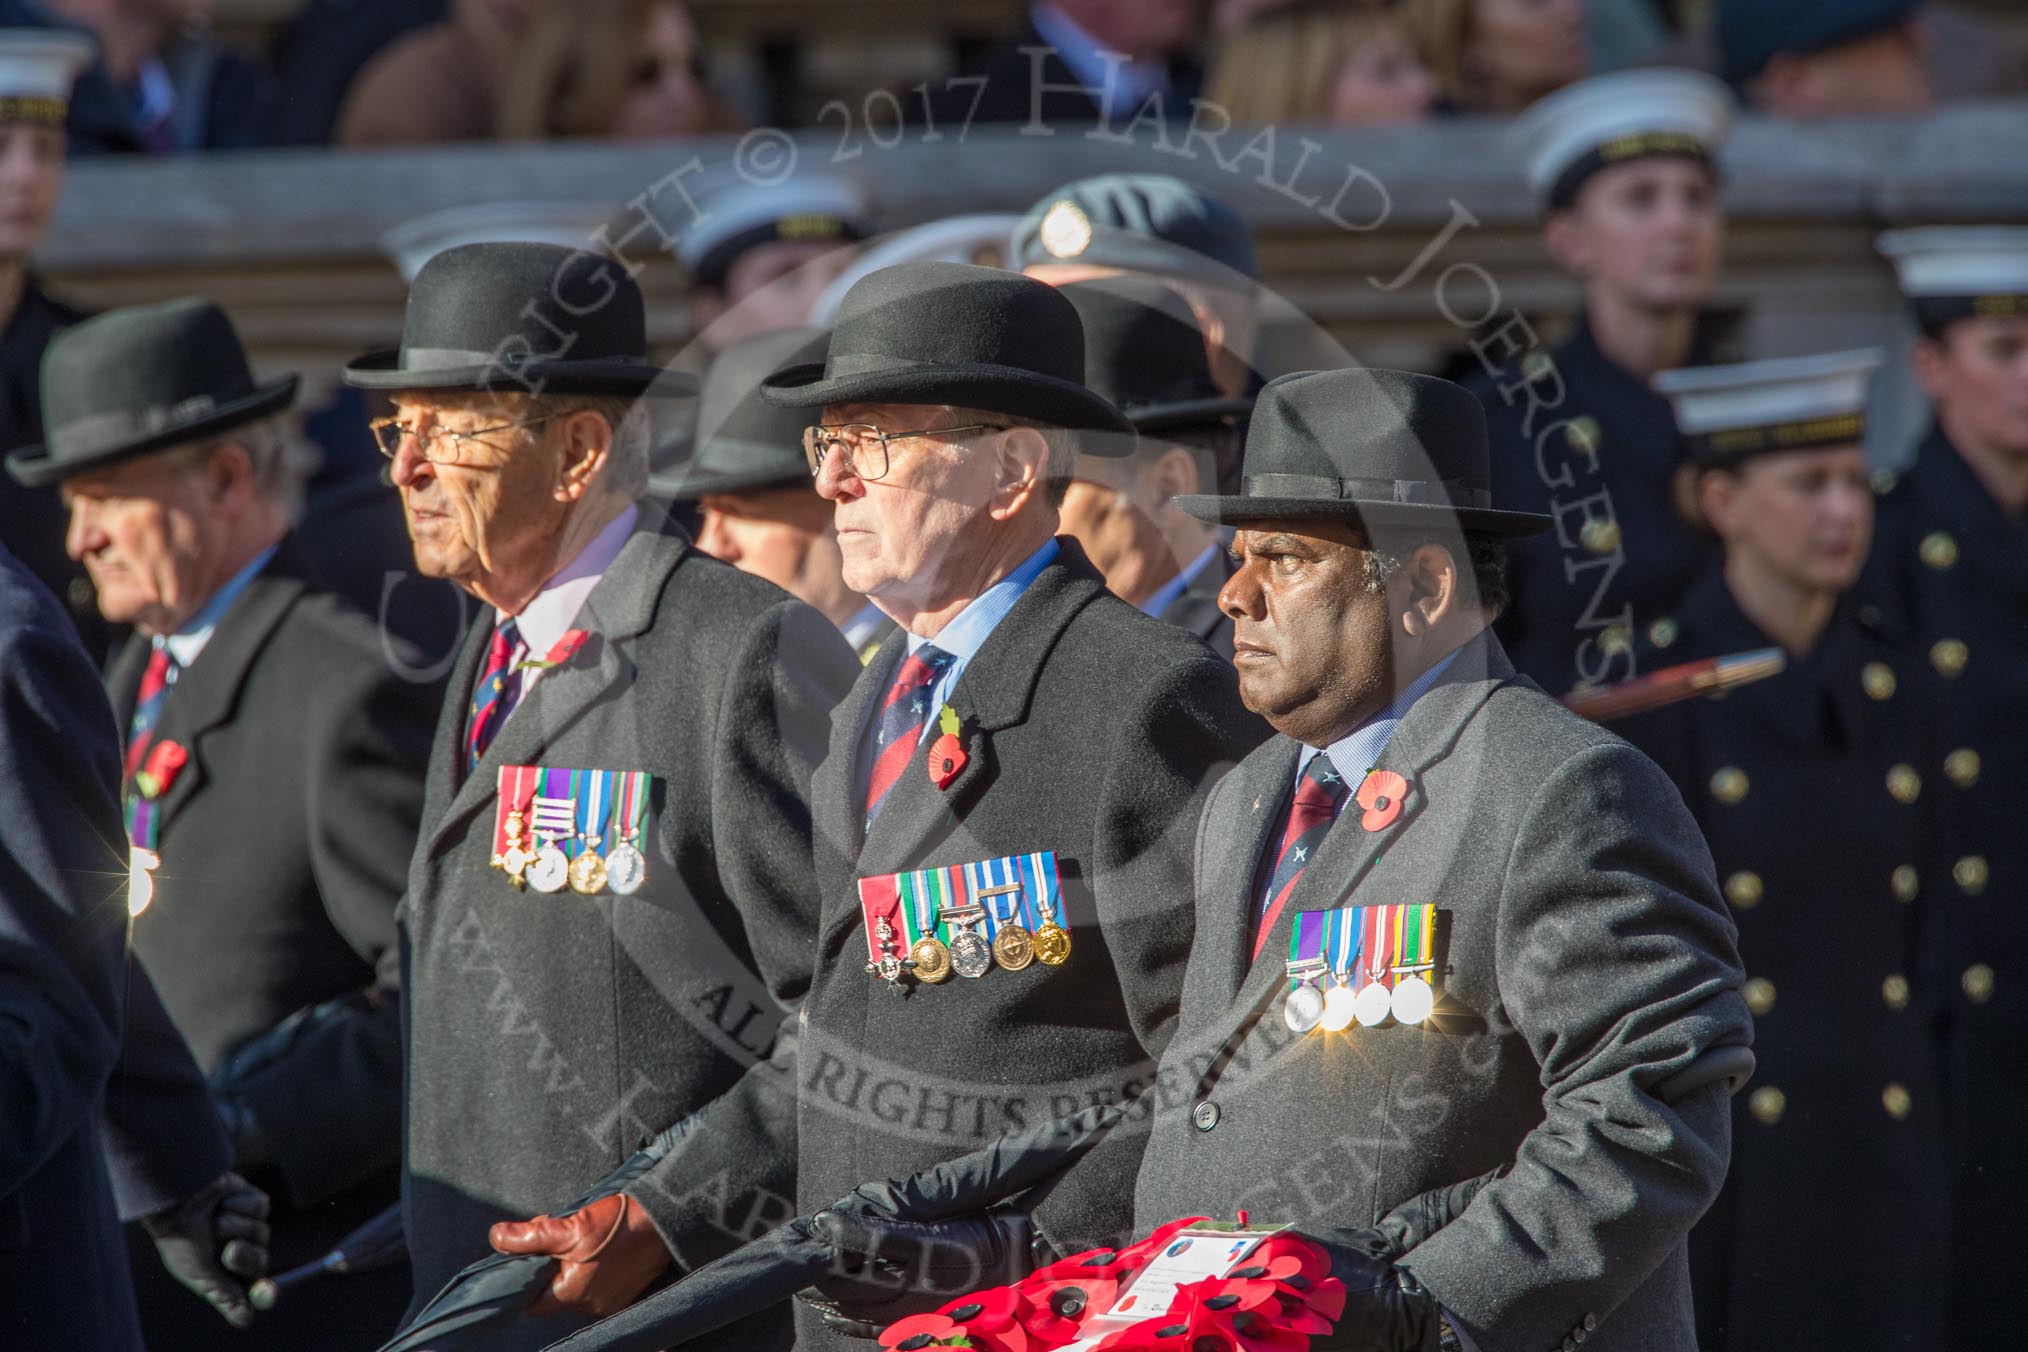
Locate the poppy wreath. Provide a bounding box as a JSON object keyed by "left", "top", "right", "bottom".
{"left": 877, "top": 1220, "right": 1347, "bottom": 1352}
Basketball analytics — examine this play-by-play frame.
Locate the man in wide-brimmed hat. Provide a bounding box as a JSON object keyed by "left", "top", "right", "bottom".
{"left": 348, "top": 241, "right": 858, "bottom": 1348}
{"left": 595, "top": 258, "right": 1266, "bottom": 1348}
{"left": 819, "top": 367, "right": 1754, "bottom": 1352}
{"left": 664, "top": 327, "right": 893, "bottom": 661}
{"left": 7, "top": 296, "right": 437, "bottom": 1350}
{"left": 1055, "top": 276, "right": 1250, "bottom": 657}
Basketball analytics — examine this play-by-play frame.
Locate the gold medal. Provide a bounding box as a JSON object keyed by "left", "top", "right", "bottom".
{"left": 1033, "top": 921, "right": 1071, "bottom": 966}
{"left": 992, "top": 924, "right": 1035, "bottom": 971}
{"left": 910, "top": 936, "right": 952, "bottom": 982}
{"left": 568, "top": 847, "right": 607, "bottom": 895}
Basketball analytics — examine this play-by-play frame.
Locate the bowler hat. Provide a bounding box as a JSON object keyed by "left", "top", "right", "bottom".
{"left": 1060, "top": 277, "right": 1252, "bottom": 433}
{"left": 7, "top": 298, "right": 299, "bottom": 489}
{"left": 759, "top": 261, "right": 1133, "bottom": 440}
{"left": 663, "top": 327, "right": 830, "bottom": 500}
{"left": 343, "top": 241, "right": 692, "bottom": 397}
{"left": 1175, "top": 369, "right": 1551, "bottom": 536}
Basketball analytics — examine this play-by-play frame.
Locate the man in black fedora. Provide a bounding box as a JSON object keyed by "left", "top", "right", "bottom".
{"left": 349, "top": 241, "right": 858, "bottom": 1348}
{"left": 591, "top": 258, "right": 1266, "bottom": 1348}
{"left": 5, "top": 296, "right": 437, "bottom": 1350}
{"left": 817, "top": 368, "right": 1754, "bottom": 1352}
{"left": 1057, "top": 276, "right": 1249, "bottom": 657}
{"left": 665, "top": 327, "right": 893, "bottom": 662}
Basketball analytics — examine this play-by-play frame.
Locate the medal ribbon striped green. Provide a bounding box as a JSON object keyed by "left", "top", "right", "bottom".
{"left": 612, "top": 770, "right": 649, "bottom": 847}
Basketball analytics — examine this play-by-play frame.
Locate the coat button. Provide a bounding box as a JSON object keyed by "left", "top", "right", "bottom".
{"left": 1963, "top": 964, "right": 1996, "bottom": 1004}
{"left": 1192, "top": 1101, "right": 1220, "bottom": 1132}
{"left": 1944, "top": 748, "right": 1981, "bottom": 789}
{"left": 1861, "top": 662, "right": 1897, "bottom": 700}
{"left": 1955, "top": 856, "right": 1989, "bottom": 896}
{"left": 1882, "top": 974, "right": 1910, "bottom": 1011}
{"left": 1882, "top": 1083, "right": 1912, "bottom": 1120}
{"left": 1709, "top": 767, "right": 1749, "bottom": 805}
{"left": 1890, "top": 865, "right": 1919, "bottom": 903}
{"left": 1920, "top": 531, "right": 1958, "bottom": 570}
{"left": 1647, "top": 616, "right": 1679, "bottom": 650}
{"left": 1583, "top": 1313, "right": 1598, "bottom": 1331}
{"left": 1724, "top": 871, "right": 1763, "bottom": 910}
{"left": 1579, "top": 517, "right": 1621, "bottom": 555}
{"left": 1749, "top": 1086, "right": 1787, "bottom": 1126}
{"left": 1930, "top": 638, "right": 1968, "bottom": 678}
{"left": 1743, "top": 978, "right": 1776, "bottom": 1017}
{"left": 1885, "top": 764, "right": 1921, "bottom": 805}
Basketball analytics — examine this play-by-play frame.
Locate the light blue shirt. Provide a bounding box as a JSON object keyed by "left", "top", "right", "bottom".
{"left": 1291, "top": 649, "right": 1460, "bottom": 796}
{"left": 856, "top": 538, "right": 1059, "bottom": 802}
{"left": 1137, "top": 543, "right": 1219, "bottom": 620}
{"left": 840, "top": 600, "right": 890, "bottom": 655}
{"left": 160, "top": 543, "right": 281, "bottom": 670}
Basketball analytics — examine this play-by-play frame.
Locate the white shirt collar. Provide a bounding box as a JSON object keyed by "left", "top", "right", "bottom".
{"left": 499, "top": 505, "right": 638, "bottom": 655}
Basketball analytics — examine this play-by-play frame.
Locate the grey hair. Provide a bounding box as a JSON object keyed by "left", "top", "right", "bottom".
{"left": 1363, "top": 531, "right": 1511, "bottom": 615}
{"left": 941, "top": 405, "right": 1082, "bottom": 506}
{"left": 172, "top": 417, "right": 313, "bottom": 510}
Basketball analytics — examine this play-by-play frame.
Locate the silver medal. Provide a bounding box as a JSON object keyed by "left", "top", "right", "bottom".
{"left": 1284, "top": 979, "right": 1325, "bottom": 1033}
{"left": 605, "top": 840, "right": 647, "bottom": 895}
{"left": 527, "top": 843, "right": 570, "bottom": 894}
{"left": 950, "top": 929, "right": 993, "bottom": 979}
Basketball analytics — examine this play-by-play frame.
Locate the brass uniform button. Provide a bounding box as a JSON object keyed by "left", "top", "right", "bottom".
{"left": 1579, "top": 516, "right": 1621, "bottom": 555}
{"left": 1710, "top": 767, "right": 1749, "bottom": 805}
{"left": 1963, "top": 964, "right": 1996, "bottom": 1004}
{"left": 1861, "top": 662, "right": 1897, "bottom": 701}
{"left": 66, "top": 576, "right": 95, "bottom": 609}
{"left": 1944, "top": 748, "right": 1981, "bottom": 789}
{"left": 1743, "top": 978, "right": 1777, "bottom": 1017}
{"left": 1749, "top": 1086, "right": 1787, "bottom": 1126}
{"left": 1600, "top": 623, "right": 1633, "bottom": 656}
{"left": 1930, "top": 638, "right": 1968, "bottom": 678}
{"left": 1882, "top": 1083, "right": 1912, "bottom": 1120}
{"left": 1891, "top": 865, "right": 1919, "bottom": 903}
{"left": 1870, "top": 468, "right": 1898, "bottom": 495}
{"left": 1647, "top": 616, "right": 1679, "bottom": 650}
{"left": 1886, "top": 764, "right": 1921, "bottom": 805}
{"left": 1524, "top": 350, "right": 1555, "bottom": 384}
{"left": 1955, "top": 856, "right": 1990, "bottom": 896}
{"left": 1920, "top": 531, "right": 1959, "bottom": 570}
{"left": 1567, "top": 415, "right": 1602, "bottom": 456}
{"left": 1882, "top": 974, "right": 1910, "bottom": 1011}
{"left": 1724, "top": 870, "right": 1764, "bottom": 910}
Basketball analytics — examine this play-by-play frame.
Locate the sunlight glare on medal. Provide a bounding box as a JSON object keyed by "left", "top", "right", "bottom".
{"left": 1319, "top": 975, "right": 1357, "bottom": 1032}
{"left": 1391, "top": 975, "right": 1435, "bottom": 1026}
{"left": 128, "top": 847, "right": 159, "bottom": 916}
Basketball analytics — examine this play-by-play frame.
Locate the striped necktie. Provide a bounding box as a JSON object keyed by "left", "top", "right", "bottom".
{"left": 125, "top": 645, "right": 177, "bottom": 781}
{"left": 864, "top": 644, "right": 956, "bottom": 831}
{"left": 1253, "top": 753, "right": 1352, "bottom": 959}
{"left": 466, "top": 618, "right": 527, "bottom": 775}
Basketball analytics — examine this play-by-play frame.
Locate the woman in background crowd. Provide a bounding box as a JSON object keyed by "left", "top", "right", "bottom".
{"left": 1206, "top": 0, "right": 1436, "bottom": 124}
{"left": 1409, "top": 0, "right": 1587, "bottom": 115}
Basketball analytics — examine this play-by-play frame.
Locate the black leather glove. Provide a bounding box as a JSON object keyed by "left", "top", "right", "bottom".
{"left": 142, "top": 1171, "right": 272, "bottom": 1329}
{"left": 215, "top": 1095, "right": 279, "bottom": 1178}
{"left": 1305, "top": 1227, "right": 1445, "bottom": 1352}
{"left": 803, "top": 1202, "right": 1048, "bottom": 1334}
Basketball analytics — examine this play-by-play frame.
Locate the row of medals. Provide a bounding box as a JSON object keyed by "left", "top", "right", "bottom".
{"left": 1284, "top": 957, "right": 1437, "bottom": 1033}
{"left": 493, "top": 808, "right": 647, "bottom": 896}
{"left": 869, "top": 896, "right": 1070, "bottom": 985}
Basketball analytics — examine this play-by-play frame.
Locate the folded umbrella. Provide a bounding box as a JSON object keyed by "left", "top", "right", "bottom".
{"left": 543, "top": 1103, "right": 1125, "bottom": 1352}
{"left": 1562, "top": 647, "right": 1786, "bottom": 722}
{"left": 250, "top": 1203, "right": 406, "bottom": 1311}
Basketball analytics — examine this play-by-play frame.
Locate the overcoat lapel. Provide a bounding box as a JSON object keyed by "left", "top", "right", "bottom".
{"left": 133, "top": 544, "right": 312, "bottom": 834}
{"left": 422, "top": 520, "right": 687, "bottom": 859}
{"left": 851, "top": 543, "right": 1110, "bottom": 880}
{"left": 1220, "top": 633, "right": 1512, "bottom": 1024}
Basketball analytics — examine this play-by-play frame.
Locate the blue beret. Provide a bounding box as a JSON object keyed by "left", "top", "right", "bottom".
{"left": 1013, "top": 173, "right": 1257, "bottom": 286}
{"left": 1716, "top": 0, "right": 1921, "bottom": 85}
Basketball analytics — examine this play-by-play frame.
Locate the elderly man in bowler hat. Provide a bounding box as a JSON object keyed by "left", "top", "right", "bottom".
{"left": 349, "top": 242, "right": 858, "bottom": 1347}
{"left": 1056, "top": 277, "right": 1249, "bottom": 657}
{"left": 669, "top": 327, "right": 893, "bottom": 660}
{"left": 6, "top": 297, "right": 438, "bottom": 1350}
{"left": 588, "top": 259, "right": 1266, "bottom": 1347}
{"left": 826, "top": 368, "right": 1753, "bottom": 1352}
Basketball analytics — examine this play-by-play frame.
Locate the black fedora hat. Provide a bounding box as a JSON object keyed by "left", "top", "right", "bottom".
{"left": 1059, "top": 276, "right": 1253, "bottom": 433}
{"left": 662, "top": 327, "right": 830, "bottom": 500}
{"left": 7, "top": 298, "right": 299, "bottom": 490}
{"left": 758, "top": 261, "right": 1134, "bottom": 440}
{"left": 1175, "top": 368, "right": 1552, "bottom": 537}
{"left": 343, "top": 241, "right": 692, "bottom": 398}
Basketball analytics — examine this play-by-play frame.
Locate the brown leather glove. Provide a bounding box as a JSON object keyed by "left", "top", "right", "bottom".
{"left": 487, "top": 1192, "right": 673, "bottom": 1318}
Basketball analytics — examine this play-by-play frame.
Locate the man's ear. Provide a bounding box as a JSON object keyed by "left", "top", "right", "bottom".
{"left": 556, "top": 409, "right": 615, "bottom": 502}
{"left": 1395, "top": 541, "right": 1460, "bottom": 638}
{"left": 1144, "top": 444, "right": 1201, "bottom": 504}
{"left": 1911, "top": 334, "right": 1950, "bottom": 403}
{"left": 987, "top": 425, "right": 1051, "bottom": 521}
{"left": 1542, "top": 209, "right": 1588, "bottom": 279}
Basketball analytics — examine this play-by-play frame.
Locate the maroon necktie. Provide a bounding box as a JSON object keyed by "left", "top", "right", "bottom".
{"left": 864, "top": 645, "right": 956, "bottom": 832}
{"left": 1252, "top": 754, "right": 1351, "bottom": 960}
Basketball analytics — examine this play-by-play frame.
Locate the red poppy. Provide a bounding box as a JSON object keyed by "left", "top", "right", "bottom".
{"left": 928, "top": 732, "right": 967, "bottom": 788}
{"left": 938, "top": 1286, "right": 1023, "bottom": 1334}
{"left": 1354, "top": 769, "right": 1409, "bottom": 831}
{"left": 880, "top": 1313, "right": 962, "bottom": 1349}
{"left": 1298, "top": 1276, "right": 1345, "bottom": 1322}
{"left": 516, "top": 628, "right": 594, "bottom": 673}
{"left": 1016, "top": 1274, "right": 1122, "bottom": 1343}
{"left": 136, "top": 740, "right": 189, "bottom": 799}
